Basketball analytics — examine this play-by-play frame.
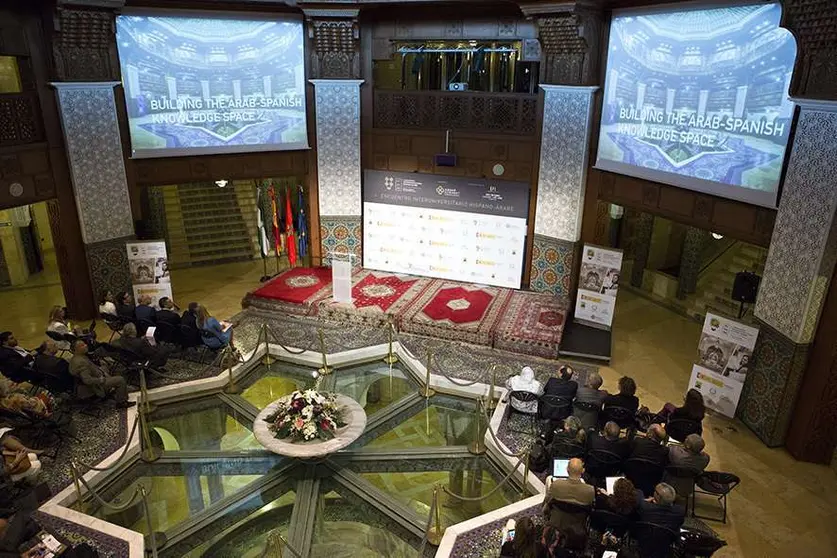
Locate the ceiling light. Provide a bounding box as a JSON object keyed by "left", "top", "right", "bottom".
{"left": 711, "top": 232, "right": 724, "bottom": 240}
{"left": 215, "top": 179, "right": 228, "bottom": 188}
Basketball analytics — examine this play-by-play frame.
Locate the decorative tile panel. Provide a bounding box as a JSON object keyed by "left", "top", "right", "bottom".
{"left": 755, "top": 103, "right": 837, "bottom": 343}
{"left": 311, "top": 80, "right": 363, "bottom": 217}
{"left": 630, "top": 212, "right": 654, "bottom": 288}
{"left": 534, "top": 85, "right": 597, "bottom": 242}
{"left": 86, "top": 236, "right": 133, "bottom": 302}
{"left": 319, "top": 216, "right": 362, "bottom": 267}
{"left": 529, "top": 234, "right": 574, "bottom": 297}
{"left": 53, "top": 83, "right": 134, "bottom": 245}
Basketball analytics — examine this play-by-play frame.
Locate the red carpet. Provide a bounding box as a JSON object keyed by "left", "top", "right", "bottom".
{"left": 494, "top": 291, "right": 569, "bottom": 358}
{"left": 243, "top": 267, "right": 332, "bottom": 315}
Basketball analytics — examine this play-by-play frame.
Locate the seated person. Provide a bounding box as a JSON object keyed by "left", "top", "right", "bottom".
{"left": 156, "top": 297, "right": 182, "bottom": 328}
{"left": 636, "top": 482, "right": 685, "bottom": 532}
{"left": 0, "top": 427, "right": 42, "bottom": 484}
{"left": 98, "top": 290, "right": 118, "bottom": 317}
{"left": 181, "top": 302, "right": 200, "bottom": 330}
{"left": 595, "top": 477, "right": 639, "bottom": 518}
{"left": 34, "top": 340, "right": 73, "bottom": 394}
{"left": 543, "top": 365, "right": 578, "bottom": 400}
{"left": 603, "top": 376, "right": 639, "bottom": 414}
{"left": 668, "top": 434, "right": 710, "bottom": 474}
{"left": 134, "top": 295, "right": 157, "bottom": 325}
{"left": 69, "top": 340, "right": 133, "bottom": 408}
{"left": 197, "top": 307, "right": 236, "bottom": 351}
{"left": 505, "top": 366, "right": 543, "bottom": 414}
{"left": 664, "top": 389, "right": 706, "bottom": 436}
{"left": 115, "top": 291, "right": 136, "bottom": 322}
{"left": 629, "top": 424, "right": 669, "bottom": 467}
{"left": 0, "top": 332, "right": 38, "bottom": 384}
{"left": 549, "top": 416, "right": 587, "bottom": 458}
{"left": 588, "top": 421, "right": 630, "bottom": 461}
{"left": 499, "top": 516, "right": 547, "bottom": 558}
{"left": 46, "top": 306, "right": 95, "bottom": 351}
{"left": 573, "top": 371, "right": 607, "bottom": 429}
{"left": 542, "top": 458, "right": 594, "bottom": 531}
{"left": 113, "top": 323, "right": 170, "bottom": 368}
{"left": 0, "top": 374, "right": 51, "bottom": 419}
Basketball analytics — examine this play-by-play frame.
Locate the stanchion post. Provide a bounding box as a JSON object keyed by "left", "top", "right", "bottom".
{"left": 426, "top": 484, "right": 445, "bottom": 546}
{"left": 520, "top": 450, "right": 530, "bottom": 500}
{"left": 223, "top": 346, "right": 242, "bottom": 394}
{"left": 141, "top": 485, "right": 160, "bottom": 558}
{"left": 383, "top": 321, "right": 398, "bottom": 365}
{"left": 420, "top": 350, "right": 435, "bottom": 398}
{"left": 70, "top": 461, "right": 85, "bottom": 513}
{"left": 486, "top": 364, "right": 498, "bottom": 411}
{"left": 468, "top": 397, "right": 487, "bottom": 455}
{"left": 317, "top": 328, "right": 331, "bottom": 375}
{"left": 139, "top": 367, "right": 155, "bottom": 414}
{"left": 260, "top": 323, "right": 275, "bottom": 367}
{"left": 139, "top": 404, "right": 161, "bottom": 463}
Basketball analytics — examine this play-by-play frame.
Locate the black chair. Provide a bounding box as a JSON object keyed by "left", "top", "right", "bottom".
{"left": 573, "top": 400, "right": 602, "bottom": 430}
{"left": 550, "top": 437, "right": 586, "bottom": 459}
{"left": 539, "top": 394, "right": 572, "bottom": 424}
{"left": 45, "top": 331, "right": 70, "bottom": 357}
{"left": 590, "top": 508, "right": 631, "bottom": 538}
{"left": 623, "top": 457, "right": 665, "bottom": 497}
{"left": 585, "top": 449, "right": 624, "bottom": 487}
{"left": 179, "top": 324, "right": 201, "bottom": 348}
{"left": 506, "top": 390, "right": 539, "bottom": 437}
{"left": 101, "top": 314, "right": 125, "bottom": 342}
{"left": 508, "top": 390, "right": 539, "bottom": 415}
{"left": 137, "top": 318, "right": 156, "bottom": 337}
{"left": 154, "top": 321, "right": 180, "bottom": 345}
{"left": 693, "top": 471, "right": 740, "bottom": 523}
{"left": 601, "top": 405, "right": 637, "bottom": 430}
{"left": 678, "top": 528, "right": 727, "bottom": 557}
{"left": 548, "top": 499, "right": 592, "bottom": 530}
{"left": 664, "top": 465, "right": 700, "bottom": 512}
{"left": 666, "top": 418, "right": 702, "bottom": 442}
{"left": 630, "top": 521, "right": 679, "bottom": 558}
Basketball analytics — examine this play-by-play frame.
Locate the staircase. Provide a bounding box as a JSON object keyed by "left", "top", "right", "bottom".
{"left": 687, "top": 242, "right": 767, "bottom": 322}
{"left": 162, "top": 182, "right": 258, "bottom": 268}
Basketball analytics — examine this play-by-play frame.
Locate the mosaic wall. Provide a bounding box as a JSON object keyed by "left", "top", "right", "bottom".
{"left": 738, "top": 319, "right": 811, "bottom": 447}
{"left": 86, "top": 236, "right": 133, "bottom": 302}
{"left": 54, "top": 84, "right": 134, "bottom": 245}
{"left": 529, "top": 234, "right": 574, "bottom": 298}
{"left": 312, "top": 80, "right": 363, "bottom": 217}
{"left": 754, "top": 106, "right": 837, "bottom": 344}
{"left": 0, "top": 240, "right": 9, "bottom": 287}
{"left": 630, "top": 212, "right": 654, "bottom": 288}
{"left": 677, "top": 227, "right": 709, "bottom": 299}
{"left": 320, "top": 216, "right": 362, "bottom": 267}
{"left": 534, "top": 85, "right": 597, "bottom": 242}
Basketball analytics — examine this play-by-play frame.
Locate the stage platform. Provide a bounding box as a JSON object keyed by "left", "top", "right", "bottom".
{"left": 242, "top": 267, "right": 570, "bottom": 359}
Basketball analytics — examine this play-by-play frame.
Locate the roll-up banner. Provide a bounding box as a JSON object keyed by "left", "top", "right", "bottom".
{"left": 573, "top": 244, "right": 624, "bottom": 330}
{"left": 126, "top": 241, "right": 173, "bottom": 308}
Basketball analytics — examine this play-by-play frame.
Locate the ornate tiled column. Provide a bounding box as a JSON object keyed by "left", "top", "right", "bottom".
{"left": 53, "top": 82, "right": 134, "bottom": 300}
{"left": 630, "top": 213, "right": 654, "bottom": 288}
{"left": 677, "top": 227, "right": 709, "bottom": 299}
{"left": 739, "top": 99, "right": 837, "bottom": 448}
{"left": 529, "top": 85, "right": 598, "bottom": 297}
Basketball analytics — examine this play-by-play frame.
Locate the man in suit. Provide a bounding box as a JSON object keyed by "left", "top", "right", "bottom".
{"left": 636, "top": 482, "right": 685, "bottom": 531}
{"left": 113, "top": 323, "right": 170, "bottom": 368}
{"left": 544, "top": 365, "right": 578, "bottom": 399}
{"left": 543, "top": 457, "right": 594, "bottom": 531}
{"left": 589, "top": 421, "right": 630, "bottom": 460}
{"left": 68, "top": 340, "right": 133, "bottom": 408}
{"left": 630, "top": 424, "right": 669, "bottom": 467}
{"left": 134, "top": 295, "right": 157, "bottom": 326}
{"left": 0, "top": 332, "right": 38, "bottom": 384}
{"left": 669, "top": 434, "right": 710, "bottom": 474}
{"left": 34, "top": 340, "right": 72, "bottom": 394}
{"left": 573, "top": 371, "right": 607, "bottom": 429}
{"left": 156, "top": 297, "right": 181, "bottom": 328}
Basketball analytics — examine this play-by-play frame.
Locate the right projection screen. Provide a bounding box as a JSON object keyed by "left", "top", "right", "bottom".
{"left": 595, "top": 2, "right": 796, "bottom": 208}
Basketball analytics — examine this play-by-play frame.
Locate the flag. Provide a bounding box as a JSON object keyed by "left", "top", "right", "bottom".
{"left": 285, "top": 186, "right": 297, "bottom": 267}
{"left": 256, "top": 185, "right": 270, "bottom": 257}
{"left": 297, "top": 185, "right": 308, "bottom": 258}
{"left": 267, "top": 184, "right": 281, "bottom": 255}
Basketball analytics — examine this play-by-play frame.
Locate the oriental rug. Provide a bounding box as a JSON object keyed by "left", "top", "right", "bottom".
{"left": 493, "top": 291, "right": 569, "bottom": 359}
{"left": 242, "top": 266, "right": 333, "bottom": 316}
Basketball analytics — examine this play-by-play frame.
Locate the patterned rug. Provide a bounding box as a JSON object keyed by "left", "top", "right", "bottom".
{"left": 317, "top": 270, "right": 434, "bottom": 329}
{"left": 33, "top": 510, "right": 130, "bottom": 558}
{"left": 494, "top": 291, "right": 570, "bottom": 358}
{"left": 242, "top": 266, "right": 332, "bottom": 316}
{"left": 399, "top": 281, "right": 514, "bottom": 346}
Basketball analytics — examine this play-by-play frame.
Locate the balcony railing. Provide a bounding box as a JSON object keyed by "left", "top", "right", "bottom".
{"left": 0, "top": 93, "right": 45, "bottom": 147}
{"left": 373, "top": 90, "right": 538, "bottom": 135}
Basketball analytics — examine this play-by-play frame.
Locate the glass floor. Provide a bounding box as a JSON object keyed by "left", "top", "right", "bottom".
{"left": 82, "top": 358, "right": 519, "bottom": 557}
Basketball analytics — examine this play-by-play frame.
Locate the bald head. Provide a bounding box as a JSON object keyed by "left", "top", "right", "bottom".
{"left": 567, "top": 458, "right": 584, "bottom": 479}
{"left": 684, "top": 434, "right": 705, "bottom": 455}
{"left": 647, "top": 424, "right": 667, "bottom": 443}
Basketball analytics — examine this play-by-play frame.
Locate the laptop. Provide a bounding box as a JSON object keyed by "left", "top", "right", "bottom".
{"left": 552, "top": 458, "right": 570, "bottom": 479}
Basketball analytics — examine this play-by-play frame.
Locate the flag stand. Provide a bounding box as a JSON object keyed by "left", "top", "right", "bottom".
{"left": 259, "top": 253, "right": 271, "bottom": 282}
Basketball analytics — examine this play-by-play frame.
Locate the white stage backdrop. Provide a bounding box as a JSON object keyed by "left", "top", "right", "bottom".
{"left": 363, "top": 170, "right": 530, "bottom": 289}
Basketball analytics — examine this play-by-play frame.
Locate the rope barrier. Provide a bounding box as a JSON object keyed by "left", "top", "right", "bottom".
{"left": 73, "top": 411, "right": 140, "bottom": 471}
{"left": 482, "top": 405, "right": 531, "bottom": 459}
{"left": 441, "top": 455, "right": 526, "bottom": 502}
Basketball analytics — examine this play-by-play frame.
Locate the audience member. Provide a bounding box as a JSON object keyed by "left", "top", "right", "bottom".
{"left": 573, "top": 371, "right": 607, "bottom": 428}
{"left": 669, "top": 434, "right": 710, "bottom": 474}
{"left": 603, "top": 376, "right": 639, "bottom": 413}
{"left": 156, "top": 297, "right": 181, "bottom": 328}
{"left": 0, "top": 427, "right": 42, "bottom": 484}
{"left": 635, "top": 482, "right": 685, "bottom": 532}
{"left": 0, "top": 332, "right": 37, "bottom": 383}
{"left": 588, "top": 421, "right": 630, "bottom": 460}
{"left": 543, "top": 458, "right": 594, "bottom": 531}
{"left": 499, "top": 516, "right": 548, "bottom": 558}
{"left": 551, "top": 524, "right": 588, "bottom": 558}
{"left": 98, "top": 291, "right": 118, "bottom": 317}
{"left": 505, "top": 366, "right": 543, "bottom": 414}
{"left": 544, "top": 366, "right": 578, "bottom": 400}
{"left": 595, "top": 477, "right": 639, "bottom": 518}
{"left": 113, "top": 323, "right": 169, "bottom": 368}
{"left": 115, "top": 292, "right": 135, "bottom": 322}
{"left": 68, "top": 340, "right": 132, "bottom": 408}
{"left": 0, "top": 374, "right": 50, "bottom": 418}
{"left": 46, "top": 306, "right": 95, "bottom": 351}
{"left": 181, "top": 302, "right": 200, "bottom": 329}
{"left": 134, "top": 295, "right": 157, "bottom": 324}
{"left": 668, "top": 389, "right": 706, "bottom": 435}
{"left": 549, "top": 416, "right": 587, "bottom": 457}
{"left": 197, "top": 307, "right": 236, "bottom": 351}
{"left": 629, "top": 424, "right": 669, "bottom": 467}
{"left": 34, "top": 340, "right": 72, "bottom": 394}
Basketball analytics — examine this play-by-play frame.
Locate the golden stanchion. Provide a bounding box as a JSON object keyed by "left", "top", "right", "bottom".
{"left": 419, "top": 350, "right": 436, "bottom": 398}
{"left": 426, "top": 485, "right": 445, "bottom": 546}
{"left": 139, "top": 403, "right": 161, "bottom": 463}
{"left": 260, "top": 324, "right": 276, "bottom": 367}
{"left": 317, "top": 328, "right": 331, "bottom": 375}
{"left": 383, "top": 322, "right": 398, "bottom": 365}
{"left": 486, "top": 364, "right": 498, "bottom": 411}
{"left": 139, "top": 368, "right": 156, "bottom": 414}
{"left": 70, "top": 462, "right": 86, "bottom": 513}
{"left": 223, "top": 347, "right": 242, "bottom": 394}
{"left": 140, "top": 485, "right": 161, "bottom": 558}
{"left": 468, "top": 397, "right": 487, "bottom": 455}
{"left": 520, "top": 450, "right": 530, "bottom": 500}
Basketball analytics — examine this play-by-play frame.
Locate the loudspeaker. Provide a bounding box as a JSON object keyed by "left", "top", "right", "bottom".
{"left": 732, "top": 271, "right": 760, "bottom": 303}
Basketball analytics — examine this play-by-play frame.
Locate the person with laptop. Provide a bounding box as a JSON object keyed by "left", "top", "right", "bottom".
{"left": 543, "top": 457, "right": 594, "bottom": 531}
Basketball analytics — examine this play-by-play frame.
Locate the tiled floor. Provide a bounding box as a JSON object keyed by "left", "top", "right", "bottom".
{"left": 3, "top": 260, "right": 836, "bottom": 557}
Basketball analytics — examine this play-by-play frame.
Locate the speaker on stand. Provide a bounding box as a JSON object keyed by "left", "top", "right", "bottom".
{"left": 731, "top": 271, "right": 760, "bottom": 319}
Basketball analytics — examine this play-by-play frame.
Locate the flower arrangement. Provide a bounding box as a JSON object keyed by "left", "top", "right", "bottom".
{"left": 264, "top": 390, "right": 346, "bottom": 442}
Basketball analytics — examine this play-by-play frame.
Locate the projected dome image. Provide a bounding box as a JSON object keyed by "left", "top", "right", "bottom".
{"left": 116, "top": 15, "right": 308, "bottom": 158}
{"left": 596, "top": 2, "right": 797, "bottom": 207}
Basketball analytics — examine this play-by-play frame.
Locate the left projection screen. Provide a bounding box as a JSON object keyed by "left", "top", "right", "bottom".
{"left": 116, "top": 14, "right": 308, "bottom": 159}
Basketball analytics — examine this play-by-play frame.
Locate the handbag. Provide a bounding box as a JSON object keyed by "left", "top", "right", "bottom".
{"left": 3, "top": 451, "right": 31, "bottom": 475}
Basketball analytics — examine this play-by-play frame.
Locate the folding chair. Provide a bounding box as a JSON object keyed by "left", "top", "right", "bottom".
{"left": 630, "top": 521, "right": 679, "bottom": 558}
{"left": 667, "top": 418, "right": 702, "bottom": 441}
{"left": 623, "top": 457, "right": 665, "bottom": 497}
{"left": 693, "top": 471, "right": 740, "bottom": 523}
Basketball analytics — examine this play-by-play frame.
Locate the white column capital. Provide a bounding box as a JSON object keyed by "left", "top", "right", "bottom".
{"left": 789, "top": 97, "right": 837, "bottom": 113}
{"left": 539, "top": 84, "right": 599, "bottom": 94}
{"left": 50, "top": 81, "right": 121, "bottom": 90}
{"left": 309, "top": 79, "right": 365, "bottom": 87}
